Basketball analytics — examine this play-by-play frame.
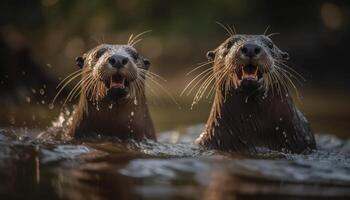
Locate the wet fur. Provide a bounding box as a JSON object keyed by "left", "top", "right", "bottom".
{"left": 194, "top": 34, "right": 316, "bottom": 154}
{"left": 198, "top": 88, "right": 315, "bottom": 153}
{"left": 70, "top": 92, "right": 155, "bottom": 140}
{"left": 67, "top": 43, "right": 156, "bottom": 140}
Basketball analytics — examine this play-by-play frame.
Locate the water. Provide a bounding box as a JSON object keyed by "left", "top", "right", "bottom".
{"left": 1, "top": 124, "right": 350, "bottom": 200}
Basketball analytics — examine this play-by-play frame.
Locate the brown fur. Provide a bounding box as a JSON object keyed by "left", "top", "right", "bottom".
{"left": 69, "top": 87, "right": 155, "bottom": 140}
{"left": 66, "top": 43, "right": 156, "bottom": 141}
{"left": 193, "top": 34, "right": 316, "bottom": 153}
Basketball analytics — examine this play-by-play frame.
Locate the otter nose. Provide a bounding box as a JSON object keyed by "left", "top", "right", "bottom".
{"left": 108, "top": 55, "right": 129, "bottom": 69}
{"left": 240, "top": 44, "right": 262, "bottom": 58}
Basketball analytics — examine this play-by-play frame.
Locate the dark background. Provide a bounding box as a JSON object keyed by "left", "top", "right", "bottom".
{"left": 0, "top": 0, "right": 349, "bottom": 137}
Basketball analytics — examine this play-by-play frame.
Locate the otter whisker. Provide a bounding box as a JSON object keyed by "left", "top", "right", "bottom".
{"left": 275, "top": 61, "right": 306, "bottom": 82}
{"left": 133, "top": 78, "right": 146, "bottom": 101}
{"left": 194, "top": 66, "right": 227, "bottom": 101}
{"left": 274, "top": 65, "right": 304, "bottom": 86}
{"left": 139, "top": 69, "right": 167, "bottom": 83}
{"left": 231, "top": 24, "right": 237, "bottom": 35}
{"left": 186, "top": 69, "right": 214, "bottom": 97}
{"left": 216, "top": 21, "right": 234, "bottom": 36}
{"left": 130, "top": 39, "right": 143, "bottom": 47}
{"left": 181, "top": 67, "right": 213, "bottom": 96}
{"left": 142, "top": 73, "right": 179, "bottom": 106}
{"left": 275, "top": 67, "right": 301, "bottom": 100}
{"left": 64, "top": 74, "right": 93, "bottom": 104}
{"left": 128, "top": 30, "right": 152, "bottom": 47}
{"left": 226, "top": 23, "right": 236, "bottom": 35}
{"left": 142, "top": 78, "right": 163, "bottom": 102}
{"left": 263, "top": 25, "right": 270, "bottom": 35}
{"left": 186, "top": 61, "right": 214, "bottom": 76}
{"left": 192, "top": 73, "right": 216, "bottom": 104}
{"left": 271, "top": 69, "right": 288, "bottom": 98}
{"left": 129, "top": 71, "right": 145, "bottom": 101}
{"left": 80, "top": 75, "right": 97, "bottom": 99}
{"left": 191, "top": 65, "right": 228, "bottom": 108}
{"left": 136, "top": 72, "right": 163, "bottom": 102}
{"left": 272, "top": 68, "right": 288, "bottom": 98}
{"left": 52, "top": 70, "right": 86, "bottom": 104}
{"left": 266, "top": 32, "right": 280, "bottom": 38}
{"left": 57, "top": 69, "right": 83, "bottom": 89}
{"left": 195, "top": 73, "right": 220, "bottom": 102}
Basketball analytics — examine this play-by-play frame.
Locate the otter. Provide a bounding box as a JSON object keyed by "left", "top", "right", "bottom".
{"left": 53, "top": 43, "right": 156, "bottom": 141}
{"left": 192, "top": 34, "right": 316, "bottom": 154}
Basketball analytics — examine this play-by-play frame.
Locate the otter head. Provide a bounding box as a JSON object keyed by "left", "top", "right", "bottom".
{"left": 207, "top": 35, "right": 289, "bottom": 94}
{"left": 76, "top": 44, "right": 150, "bottom": 102}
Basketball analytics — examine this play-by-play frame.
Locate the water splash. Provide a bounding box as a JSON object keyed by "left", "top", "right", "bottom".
{"left": 0, "top": 125, "right": 350, "bottom": 199}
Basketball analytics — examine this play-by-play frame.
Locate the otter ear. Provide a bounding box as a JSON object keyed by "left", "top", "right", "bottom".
{"left": 281, "top": 52, "right": 290, "bottom": 60}
{"left": 143, "top": 58, "right": 151, "bottom": 70}
{"left": 206, "top": 50, "right": 216, "bottom": 61}
{"left": 75, "top": 56, "right": 85, "bottom": 68}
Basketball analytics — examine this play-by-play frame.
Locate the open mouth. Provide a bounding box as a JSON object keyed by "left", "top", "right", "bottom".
{"left": 105, "top": 74, "right": 130, "bottom": 99}
{"left": 110, "top": 74, "right": 129, "bottom": 89}
{"left": 237, "top": 64, "right": 262, "bottom": 81}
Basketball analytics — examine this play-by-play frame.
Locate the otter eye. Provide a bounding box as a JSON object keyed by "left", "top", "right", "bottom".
{"left": 125, "top": 48, "right": 139, "bottom": 60}
{"left": 267, "top": 42, "right": 274, "bottom": 49}
{"left": 95, "top": 48, "right": 107, "bottom": 59}
{"left": 131, "top": 51, "right": 139, "bottom": 60}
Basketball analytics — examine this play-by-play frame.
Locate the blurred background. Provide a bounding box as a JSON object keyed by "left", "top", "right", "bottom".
{"left": 0, "top": 0, "right": 349, "bottom": 137}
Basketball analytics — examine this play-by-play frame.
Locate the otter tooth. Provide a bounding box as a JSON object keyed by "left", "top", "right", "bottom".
{"left": 254, "top": 66, "right": 259, "bottom": 76}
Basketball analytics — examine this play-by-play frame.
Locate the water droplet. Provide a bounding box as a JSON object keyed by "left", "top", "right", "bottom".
{"left": 130, "top": 111, "right": 134, "bottom": 116}
{"left": 134, "top": 98, "right": 138, "bottom": 105}
{"left": 39, "top": 89, "right": 45, "bottom": 95}
{"left": 41, "top": 100, "right": 45, "bottom": 104}
{"left": 31, "top": 88, "right": 36, "bottom": 94}
{"left": 48, "top": 103, "right": 54, "bottom": 110}
{"left": 279, "top": 117, "right": 283, "bottom": 121}
{"left": 109, "top": 104, "right": 113, "bottom": 109}
{"left": 283, "top": 131, "right": 287, "bottom": 137}
{"left": 26, "top": 96, "right": 31, "bottom": 103}
{"left": 22, "top": 71, "right": 26, "bottom": 76}
{"left": 130, "top": 129, "right": 134, "bottom": 133}
{"left": 10, "top": 117, "right": 15, "bottom": 125}
{"left": 275, "top": 126, "right": 280, "bottom": 131}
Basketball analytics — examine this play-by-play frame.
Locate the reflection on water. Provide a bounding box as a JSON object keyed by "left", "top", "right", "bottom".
{"left": 1, "top": 125, "right": 350, "bottom": 200}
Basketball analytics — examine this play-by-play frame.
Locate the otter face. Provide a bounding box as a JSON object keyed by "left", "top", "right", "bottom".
{"left": 207, "top": 35, "right": 289, "bottom": 92}
{"left": 76, "top": 44, "right": 150, "bottom": 101}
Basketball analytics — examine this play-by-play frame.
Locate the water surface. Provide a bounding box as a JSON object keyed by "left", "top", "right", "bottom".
{"left": 1, "top": 124, "right": 350, "bottom": 200}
